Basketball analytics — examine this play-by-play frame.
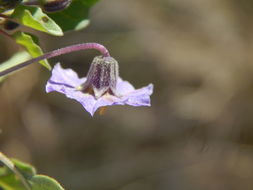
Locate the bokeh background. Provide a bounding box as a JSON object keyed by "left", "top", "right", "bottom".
{"left": 1, "top": 0, "right": 253, "bottom": 189}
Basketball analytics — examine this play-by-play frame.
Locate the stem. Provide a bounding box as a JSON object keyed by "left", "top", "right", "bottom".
{"left": 0, "top": 29, "right": 11, "bottom": 38}
{"left": 0, "top": 42, "right": 110, "bottom": 77}
{"left": 0, "top": 13, "right": 19, "bottom": 25}
{"left": 0, "top": 13, "right": 8, "bottom": 19}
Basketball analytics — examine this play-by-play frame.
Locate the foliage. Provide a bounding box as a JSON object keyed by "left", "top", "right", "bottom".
{"left": 13, "top": 31, "right": 51, "bottom": 69}
{"left": 0, "top": 0, "right": 99, "bottom": 74}
{"left": 0, "top": 0, "right": 100, "bottom": 189}
{"left": 0, "top": 51, "right": 30, "bottom": 81}
{"left": 0, "top": 152, "right": 65, "bottom": 190}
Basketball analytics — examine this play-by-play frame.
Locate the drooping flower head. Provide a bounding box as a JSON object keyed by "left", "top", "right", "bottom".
{"left": 46, "top": 56, "right": 153, "bottom": 116}
{"left": 81, "top": 56, "right": 119, "bottom": 98}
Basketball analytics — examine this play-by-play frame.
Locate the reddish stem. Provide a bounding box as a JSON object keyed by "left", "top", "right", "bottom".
{"left": 0, "top": 29, "right": 11, "bottom": 38}
{"left": 0, "top": 43, "right": 110, "bottom": 76}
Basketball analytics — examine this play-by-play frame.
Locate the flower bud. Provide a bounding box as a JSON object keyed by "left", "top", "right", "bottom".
{"left": 0, "top": 0, "right": 22, "bottom": 9}
{"left": 81, "top": 56, "right": 119, "bottom": 98}
{"left": 43, "top": 0, "right": 71, "bottom": 12}
{"left": 3, "top": 20, "right": 19, "bottom": 30}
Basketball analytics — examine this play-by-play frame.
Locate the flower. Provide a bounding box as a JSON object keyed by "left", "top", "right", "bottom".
{"left": 46, "top": 56, "right": 153, "bottom": 116}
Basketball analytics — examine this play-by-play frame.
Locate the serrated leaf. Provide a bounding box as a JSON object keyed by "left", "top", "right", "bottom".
{"left": 0, "top": 51, "right": 30, "bottom": 82}
{"left": 11, "top": 4, "right": 63, "bottom": 36}
{"left": 13, "top": 31, "right": 51, "bottom": 70}
{"left": 48, "top": 0, "right": 99, "bottom": 32}
{"left": 30, "top": 175, "right": 65, "bottom": 190}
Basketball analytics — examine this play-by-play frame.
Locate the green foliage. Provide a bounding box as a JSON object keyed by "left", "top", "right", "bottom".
{"left": 0, "top": 153, "right": 65, "bottom": 190}
{"left": 48, "top": 0, "right": 99, "bottom": 32}
{"left": 11, "top": 159, "right": 36, "bottom": 178}
{"left": 13, "top": 31, "right": 51, "bottom": 70}
{"left": 0, "top": 51, "right": 31, "bottom": 81}
{"left": 0, "top": 0, "right": 101, "bottom": 188}
{"left": 0, "top": 158, "right": 34, "bottom": 190}
{"left": 30, "top": 175, "right": 64, "bottom": 190}
{"left": 0, "top": 0, "right": 100, "bottom": 72}
{"left": 11, "top": 5, "right": 63, "bottom": 36}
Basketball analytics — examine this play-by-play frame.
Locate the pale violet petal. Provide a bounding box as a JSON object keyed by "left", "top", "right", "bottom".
{"left": 50, "top": 63, "right": 86, "bottom": 87}
{"left": 46, "top": 64, "right": 154, "bottom": 116}
{"left": 64, "top": 89, "right": 97, "bottom": 116}
{"left": 46, "top": 79, "right": 74, "bottom": 93}
{"left": 116, "top": 77, "right": 135, "bottom": 95}
{"left": 91, "top": 95, "right": 124, "bottom": 115}
{"left": 121, "top": 84, "right": 153, "bottom": 106}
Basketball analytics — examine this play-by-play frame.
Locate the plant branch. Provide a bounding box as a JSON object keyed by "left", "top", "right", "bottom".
{"left": 0, "top": 29, "right": 11, "bottom": 38}
{"left": 0, "top": 42, "right": 110, "bottom": 76}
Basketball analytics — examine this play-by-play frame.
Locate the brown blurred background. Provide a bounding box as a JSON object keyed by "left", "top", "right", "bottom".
{"left": 1, "top": 0, "right": 253, "bottom": 189}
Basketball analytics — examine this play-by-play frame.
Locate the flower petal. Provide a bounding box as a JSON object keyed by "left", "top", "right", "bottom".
{"left": 92, "top": 83, "right": 153, "bottom": 114}
{"left": 116, "top": 77, "right": 135, "bottom": 95}
{"left": 122, "top": 84, "right": 153, "bottom": 106}
{"left": 91, "top": 95, "right": 124, "bottom": 115}
{"left": 49, "top": 63, "right": 86, "bottom": 87}
{"left": 63, "top": 88, "right": 97, "bottom": 115}
{"left": 46, "top": 63, "right": 154, "bottom": 116}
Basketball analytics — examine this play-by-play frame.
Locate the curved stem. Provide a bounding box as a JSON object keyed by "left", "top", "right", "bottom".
{"left": 0, "top": 42, "right": 110, "bottom": 77}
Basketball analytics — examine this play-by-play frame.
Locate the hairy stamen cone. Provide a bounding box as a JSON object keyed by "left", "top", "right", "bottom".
{"left": 81, "top": 56, "right": 119, "bottom": 98}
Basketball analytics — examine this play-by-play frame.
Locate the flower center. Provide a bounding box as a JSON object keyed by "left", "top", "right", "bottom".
{"left": 80, "top": 56, "right": 119, "bottom": 98}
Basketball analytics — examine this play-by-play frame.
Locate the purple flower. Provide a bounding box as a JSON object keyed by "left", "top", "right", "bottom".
{"left": 46, "top": 56, "right": 153, "bottom": 116}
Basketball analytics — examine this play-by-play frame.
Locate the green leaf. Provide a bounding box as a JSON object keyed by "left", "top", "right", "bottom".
{"left": 0, "top": 51, "right": 31, "bottom": 82}
{"left": 13, "top": 31, "right": 51, "bottom": 70}
{"left": 0, "top": 153, "right": 31, "bottom": 190}
{"left": 11, "top": 159, "right": 36, "bottom": 179}
{"left": 11, "top": 4, "right": 63, "bottom": 36}
{"left": 30, "top": 175, "right": 65, "bottom": 190}
{"left": 0, "top": 156, "right": 66, "bottom": 190}
{"left": 48, "top": 0, "right": 99, "bottom": 32}
{"left": 0, "top": 159, "right": 35, "bottom": 190}
{"left": 0, "top": 51, "right": 30, "bottom": 73}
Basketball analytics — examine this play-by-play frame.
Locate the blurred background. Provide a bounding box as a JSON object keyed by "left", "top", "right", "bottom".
{"left": 1, "top": 0, "right": 253, "bottom": 189}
